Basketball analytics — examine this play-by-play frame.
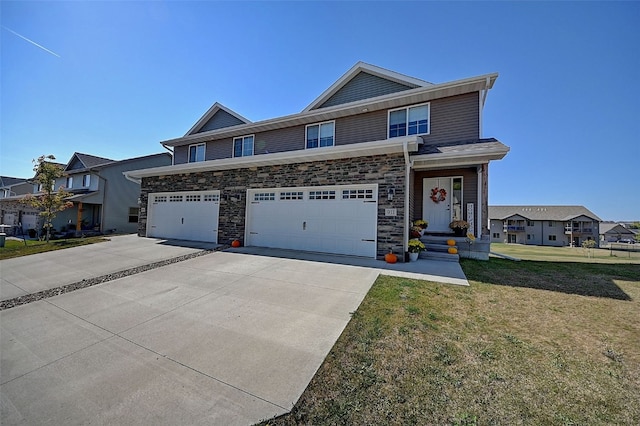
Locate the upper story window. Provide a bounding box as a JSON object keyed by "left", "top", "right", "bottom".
{"left": 83, "top": 174, "right": 91, "bottom": 187}
{"left": 66, "top": 176, "right": 73, "bottom": 189}
{"left": 233, "top": 135, "right": 254, "bottom": 157}
{"left": 306, "top": 121, "right": 335, "bottom": 149}
{"left": 388, "top": 103, "right": 429, "bottom": 138}
{"left": 189, "top": 143, "right": 206, "bottom": 163}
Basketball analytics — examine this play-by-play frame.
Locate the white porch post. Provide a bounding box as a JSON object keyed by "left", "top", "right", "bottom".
{"left": 476, "top": 165, "right": 482, "bottom": 238}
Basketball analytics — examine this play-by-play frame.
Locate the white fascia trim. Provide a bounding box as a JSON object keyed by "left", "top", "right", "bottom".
{"left": 411, "top": 146, "right": 509, "bottom": 169}
{"left": 185, "top": 102, "right": 252, "bottom": 136}
{"left": 162, "top": 73, "right": 499, "bottom": 147}
{"left": 125, "top": 136, "right": 422, "bottom": 179}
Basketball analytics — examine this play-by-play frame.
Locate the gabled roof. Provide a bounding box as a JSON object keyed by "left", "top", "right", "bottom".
{"left": 64, "top": 153, "right": 115, "bottom": 172}
{"left": 0, "top": 176, "right": 29, "bottom": 188}
{"left": 599, "top": 223, "right": 635, "bottom": 235}
{"left": 161, "top": 69, "right": 498, "bottom": 148}
{"left": 489, "top": 206, "right": 602, "bottom": 222}
{"left": 303, "top": 62, "right": 433, "bottom": 112}
{"left": 185, "top": 102, "right": 252, "bottom": 136}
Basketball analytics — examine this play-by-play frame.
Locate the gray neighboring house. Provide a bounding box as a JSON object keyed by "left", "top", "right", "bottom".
{"left": 0, "top": 176, "right": 40, "bottom": 236}
{"left": 489, "top": 205, "right": 601, "bottom": 247}
{"left": 37, "top": 152, "right": 172, "bottom": 235}
{"left": 126, "top": 62, "right": 510, "bottom": 260}
{"left": 599, "top": 222, "right": 637, "bottom": 243}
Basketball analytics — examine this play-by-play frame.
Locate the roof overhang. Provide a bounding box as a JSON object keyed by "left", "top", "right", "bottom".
{"left": 411, "top": 142, "right": 509, "bottom": 170}
{"left": 161, "top": 73, "right": 499, "bottom": 148}
{"left": 125, "top": 136, "right": 422, "bottom": 182}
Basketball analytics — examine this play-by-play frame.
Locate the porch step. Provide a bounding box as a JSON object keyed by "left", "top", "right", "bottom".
{"left": 420, "top": 250, "right": 460, "bottom": 262}
{"left": 417, "top": 234, "right": 464, "bottom": 262}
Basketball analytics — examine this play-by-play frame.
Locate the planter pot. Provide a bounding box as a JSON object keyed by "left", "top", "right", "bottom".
{"left": 453, "top": 227, "right": 467, "bottom": 237}
{"left": 409, "top": 252, "right": 419, "bottom": 262}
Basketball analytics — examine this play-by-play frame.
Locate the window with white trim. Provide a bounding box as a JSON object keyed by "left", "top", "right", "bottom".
{"left": 306, "top": 121, "right": 335, "bottom": 148}
{"left": 233, "top": 135, "right": 254, "bottom": 157}
{"left": 83, "top": 174, "right": 91, "bottom": 187}
{"left": 388, "top": 103, "right": 429, "bottom": 138}
{"left": 189, "top": 143, "right": 206, "bottom": 163}
{"left": 66, "top": 177, "right": 73, "bottom": 189}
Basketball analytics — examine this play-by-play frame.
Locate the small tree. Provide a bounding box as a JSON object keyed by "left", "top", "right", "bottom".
{"left": 23, "top": 155, "right": 73, "bottom": 242}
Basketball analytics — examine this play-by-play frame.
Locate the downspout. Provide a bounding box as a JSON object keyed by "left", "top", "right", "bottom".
{"left": 162, "top": 143, "right": 175, "bottom": 165}
{"left": 403, "top": 140, "right": 412, "bottom": 260}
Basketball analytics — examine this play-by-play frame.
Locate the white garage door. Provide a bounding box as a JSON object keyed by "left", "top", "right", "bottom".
{"left": 147, "top": 191, "right": 220, "bottom": 243}
{"left": 246, "top": 184, "right": 378, "bottom": 258}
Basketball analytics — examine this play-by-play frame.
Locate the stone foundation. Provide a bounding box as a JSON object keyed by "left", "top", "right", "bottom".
{"left": 140, "top": 153, "right": 407, "bottom": 259}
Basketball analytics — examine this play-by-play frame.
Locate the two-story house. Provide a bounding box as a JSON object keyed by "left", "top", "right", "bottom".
{"left": 36, "top": 152, "right": 172, "bottom": 236}
{"left": 0, "top": 176, "right": 40, "bottom": 235}
{"left": 125, "top": 62, "right": 509, "bottom": 260}
{"left": 489, "top": 205, "right": 601, "bottom": 247}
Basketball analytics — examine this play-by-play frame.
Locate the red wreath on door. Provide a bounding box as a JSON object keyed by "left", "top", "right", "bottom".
{"left": 430, "top": 187, "right": 447, "bottom": 203}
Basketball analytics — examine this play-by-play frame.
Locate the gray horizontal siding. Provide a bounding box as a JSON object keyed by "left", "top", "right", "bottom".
{"left": 174, "top": 91, "right": 481, "bottom": 164}
{"left": 198, "top": 110, "right": 246, "bottom": 133}
{"left": 317, "top": 72, "right": 415, "bottom": 109}
{"left": 423, "top": 92, "right": 479, "bottom": 144}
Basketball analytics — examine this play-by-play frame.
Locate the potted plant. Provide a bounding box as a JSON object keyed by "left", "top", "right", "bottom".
{"left": 407, "top": 238, "right": 426, "bottom": 261}
{"left": 449, "top": 219, "right": 470, "bottom": 237}
{"left": 413, "top": 219, "right": 428, "bottom": 235}
{"left": 409, "top": 226, "right": 422, "bottom": 239}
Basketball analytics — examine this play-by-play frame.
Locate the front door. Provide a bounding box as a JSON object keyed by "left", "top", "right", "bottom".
{"left": 423, "top": 177, "right": 453, "bottom": 233}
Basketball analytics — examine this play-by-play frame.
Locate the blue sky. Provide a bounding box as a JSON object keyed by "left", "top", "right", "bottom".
{"left": 1, "top": 1, "right": 638, "bottom": 221}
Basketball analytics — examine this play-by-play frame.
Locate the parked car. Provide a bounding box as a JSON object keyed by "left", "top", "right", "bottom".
{"left": 617, "top": 238, "right": 635, "bottom": 244}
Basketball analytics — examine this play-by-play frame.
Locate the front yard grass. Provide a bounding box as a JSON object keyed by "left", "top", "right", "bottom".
{"left": 0, "top": 236, "right": 109, "bottom": 260}
{"left": 261, "top": 257, "right": 640, "bottom": 425}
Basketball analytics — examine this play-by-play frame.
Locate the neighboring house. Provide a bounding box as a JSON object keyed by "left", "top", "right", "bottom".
{"left": 599, "top": 222, "right": 637, "bottom": 243}
{"left": 125, "top": 62, "right": 509, "bottom": 260}
{"left": 34, "top": 152, "right": 172, "bottom": 235}
{"left": 0, "top": 176, "right": 40, "bottom": 236}
{"left": 489, "top": 205, "right": 601, "bottom": 247}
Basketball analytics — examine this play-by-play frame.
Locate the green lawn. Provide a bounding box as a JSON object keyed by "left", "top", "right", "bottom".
{"left": 261, "top": 250, "right": 640, "bottom": 425}
{"left": 0, "top": 237, "right": 109, "bottom": 260}
{"left": 491, "top": 242, "right": 640, "bottom": 264}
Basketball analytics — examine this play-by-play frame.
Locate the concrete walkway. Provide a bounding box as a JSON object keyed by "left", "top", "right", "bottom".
{"left": 1, "top": 236, "right": 468, "bottom": 425}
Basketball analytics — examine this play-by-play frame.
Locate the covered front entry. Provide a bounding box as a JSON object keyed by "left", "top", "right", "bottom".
{"left": 422, "top": 177, "right": 463, "bottom": 233}
{"left": 147, "top": 190, "right": 220, "bottom": 242}
{"left": 245, "top": 184, "right": 378, "bottom": 258}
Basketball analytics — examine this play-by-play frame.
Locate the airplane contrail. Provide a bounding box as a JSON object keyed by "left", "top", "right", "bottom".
{"left": 2, "top": 26, "right": 61, "bottom": 58}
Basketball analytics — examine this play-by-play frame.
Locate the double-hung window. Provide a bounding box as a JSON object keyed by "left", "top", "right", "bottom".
{"left": 233, "top": 135, "right": 254, "bottom": 157}
{"left": 388, "top": 103, "right": 429, "bottom": 138}
{"left": 188, "top": 143, "right": 206, "bottom": 163}
{"left": 306, "top": 121, "right": 335, "bottom": 149}
{"left": 83, "top": 174, "right": 91, "bottom": 187}
{"left": 66, "top": 176, "right": 73, "bottom": 189}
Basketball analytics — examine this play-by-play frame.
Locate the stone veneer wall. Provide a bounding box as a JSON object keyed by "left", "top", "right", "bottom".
{"left": 140, "top": 153, "right": 407, "bottom": 259}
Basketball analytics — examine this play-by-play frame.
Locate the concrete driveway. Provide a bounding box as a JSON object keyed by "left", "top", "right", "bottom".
{"left": 1, "top": 234, "right": 217, "bottom": 301}
{"left": 1, "top": 248, "right": 381, "bottom": 425}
